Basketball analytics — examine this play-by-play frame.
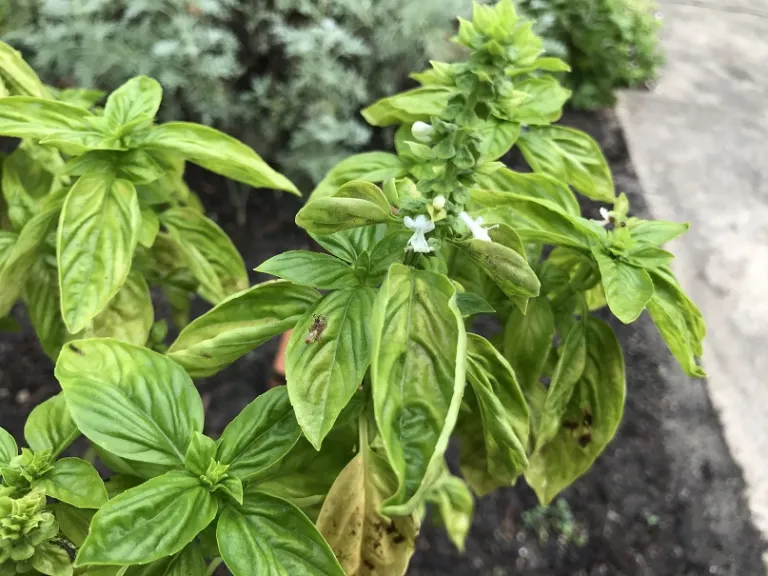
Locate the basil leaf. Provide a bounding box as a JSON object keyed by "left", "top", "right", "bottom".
{"left": 647, "top": 269, "right": 706, "bottom": 378}
{"left": 316, "top": 446, "right": 419, "bottom": 575}
{"left": 470, "top": 188, "right": 596, "bottom": 249}
{"left": 167, "top": 280, "right": 320, "bottom": 378}
{"left": 138, "top": 209, "right": 160, "bottom": 248}
{"left": 367, "top": 230, "right": 412, "bottom": 283}
{"left": 137, "top": 122, "right": 299, "bottom": 194}
{"left": 362, "top": 86, "right": 455, "bottom": 127}
{"left": 56, "top": 339, "right": 203, "bottom": 466}
{"left": 628, "top": 218, "right": 689, "bottom": 246}
{"left": 371, "top": 264, "right": 467, "bottom": 515}
{"left": 455, "top": 292, "right": 495, "bottom": 316}
{"left": 474, "top": 167, "right": 579, "bottom": 217}
{"left": 462, "top": 334, "right": 529, "bottom": 492}
{"left": 256, "top": 251, "right": 359, "bottom": 290}
{"left": 461, "top": 224, "right": 540, "bottom": 301}
{"left": 311, "top": 225, "right": 387, "bottom": 265}
{"left": 0, "top": 96, "right": 92, "bottom": 140}
{"left": 159, "top": 208, "right": 247, "bottom": 304}
{"left": 217, "top": 491, "right": 344, "bottom": 576}
{"left": 216, "top": 387, "right": 301, "bottom": 482}
{"left": 503, "top": 295, "right": 555, "bottom": 399}
{"left": 525, "top": 318, "right": 626, "bottom": 504}
{"left": 296, "top": 181, "right": 392, "bottom": 235}
{"left": 24, "top": 257, "right": 69, "bottom": 359}
{"left": 87, "top": 270, "right": 153, "bottom": 346}
{"left": 77, "top": 470, "right": 217, "bottom": 566}
{"left": 24, "top": 393, "right": 79, "bottom": 457}
{"left": 31, "top": 541, "right": 74, "bottom": 576}
{"left": 505, "top": 76, "right": 570, "bottom": 125}
{"left": 57, "top": 176, "right": 141, "bottom": 333}
{"left": 2, "top": 145, "right": 56, "bottom": 230}
{"left": 123, "top": 542, "right": 206, "bottom": 576}
{"left": 476, "top": 118, "right": 520, "bottom": 161}
{"left": 287, "top": 287, "right": 374, "bottom": 449}
{"left": 426, "top": 469, "right": 474, "bottom": 552}
{"left": 33, "top": 457, "right": 108, "bottom": 509}
{"left": 519, "top": 125, "right": 615, "bottom": 203}
{"left": 51, "top": 503, "right": 93, "bottom": 547}
{"left": 0, "top": 200, "right": 60, "bottom": 317}
{"left": 311, "top": 152, "right": 407, "bottom": 199}
{"left": 104, "top": 76, "right": 162, "bottom": 126}
{"left": 536, "top": 320, "right": 588, "bottom": 449}
{"left": 0, "top": 41, "right": 47, "bottom": 97}
{"left": 593, "top": 249, "right": 654, "bottom": 324}
{"left": 0, "top": 425, "right": 17, "bottom": 466}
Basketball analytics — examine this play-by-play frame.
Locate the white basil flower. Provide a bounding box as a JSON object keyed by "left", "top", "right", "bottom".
{"left": 593, "top": 207, "right": 612, "bottom": 227}
{"left": 459, "top": 211, "right": 493, "bottom": 241}
{"left": 404, "top": 214, "right": 435, "bottom": 253}
{"left": 411, "top": 121, "right": 434, "bottom": 143}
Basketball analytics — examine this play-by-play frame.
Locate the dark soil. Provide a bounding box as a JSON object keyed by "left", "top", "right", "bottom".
{"left": 0, "top": 110, "right": 764, "bottom": 575}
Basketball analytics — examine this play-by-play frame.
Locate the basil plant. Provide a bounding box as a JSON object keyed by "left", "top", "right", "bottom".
{"left": 0, "top": 2, "right": 706, "bottom": 575}
{"left": 0, "top": 41, "right": 298, "bottom": 358}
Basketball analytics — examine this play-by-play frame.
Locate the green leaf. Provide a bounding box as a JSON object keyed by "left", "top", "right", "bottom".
{"left": 24, "top": 393, "right": 78, "bottom": 457}
{"left": 216, "top": 387, "right": 302, "bottom": 481}
{"left": 362, "top": 86, "right": 455, "bottom": 127}
{"left": 625, "top": 245, "right": 674, "bottom": 269}
{"left": 2, "top": 145, "right": 56, "bottom": 230}
{"left": 647, "top": 269, "right": 706, "bottom": 378}
{"left": 470, "top": 188, "right": 596, "bottom": 249}
{"left": 76, "top": 470, "right": 218, "bottom": 566}
{"left": 86, "top": 270, "right": 153, "bottom": 345}
{"left": 0, "top": 200, "right": 61, "bottom": 317}
{"left": 367, "top": 230, "right": 412, "bottom": 282}
{"left": 456, "top": 292, "right": 495, "bottom": 316}
{"left": 256, "top": 251, "right": 359, "bottom": 290}
{"left": 104, "top": 76, "right": 162, "bottom": 126}
{"left": 0, "top": 425, "right": 17, "bottom": 466}
{"left": 311, "top": 152, "right": 407, "bottom": 199}
{"left": 123, "top": 542, "right": 207, "bottom": 576}
{"left": 0, "top": 41, "right": 48, "bottom": 97}
{"left": 311, "top": 225, "right": 387, "bottom": 265}
{"left": 296, "top": 181, "right": 392, "bottom": 235}
{"left": 56, "top": 339, "right": 203, "bottom": 466}
{"left": 31, "top": 541, "right": 74, "bottom": 576}
{"left": 183, "top": 432, "right": 216, "bottom": 477}
{"left": 286, "top": 287, "right": 374, "bottom": 449}
{"left": 461, "top": 224, "right": 540, "bottom": 301}
{"left": 138, "top": 209, "right": 160, "bottom": 248}
{"left": 159, "top": 208, "right": 247, "bottom": 304}
{"left": 474, "top": 167, "right": 580, "bottom": 217}
{"left": 0, "top": 96, "right": 92, "bottom": 140}
{"left": 33, "top": 457, "right": 108, "bottom": 509}
{"left": 504, "top": 76, "right": 570, "bottom": 125}
{"left": 536, "top": 321, "right": 587, "bottom": 448}
{"left": 371, "top": 264, "right": 467, "bottom": 515}
{"left": 462, "top": 334, "right": 529, "bottom": 492}
{"left": 217, "top": 492, "right": 344, "bottom": 576}
{"left": 167, "top": 280, "right": 320, "bottom": 378}
{"left": 316, "top": 445, "right": 419, "bottom": 575}
{"left": 503, "top": 296, "right": 555, "bottom": 398}
{"left": 24, "top": 257, "right": 69, "bottom": 359}
{"left": 628, "top": 219, "right": 689, "bottom": 246}
{"left": 476, "top": 118, "right": 521, "bottom": 161}
{"left": 426, "top": 470, "right": 474, "bottom": 552}
{"left": 137, "top": 122, "right": 299, "bottom": 194}
{"left": 519, "top": 126, "right": 615, "bottom": 202}
{"left": 593, "top": 249, "right": 654, "bottom": 323}
{"left": 51, "top": 503, "right": 93, "bottom": 547}
{"left": 525, "top": 318, "right": 626, "bottom": 504}
{"left": 57, "top": 176, "right": 141, "bottom": 333}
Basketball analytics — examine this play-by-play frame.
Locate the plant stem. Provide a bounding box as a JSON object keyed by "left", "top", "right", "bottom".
{"left": 205, "top": 558, "right": 224, "bottom": 576}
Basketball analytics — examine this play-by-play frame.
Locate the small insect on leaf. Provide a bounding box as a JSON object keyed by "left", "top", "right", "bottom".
{"left": 305, "top": 314, "right": 328, "bottom": 344}
{"left": 582, "top": 408, "right": 593, "bottom": 427}
{"left": 563, "top": 420, "right": 579, "bottom": 430}
{"left": 577, "top": 432, "right": 592, "bottom": 448}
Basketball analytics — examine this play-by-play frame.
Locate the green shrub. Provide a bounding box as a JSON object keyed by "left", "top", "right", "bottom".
{"left": 517, "top": 0, "right": 663, "bottom": 109}
{"left": 4, "top": 0, "right": 470, "bottom": 187}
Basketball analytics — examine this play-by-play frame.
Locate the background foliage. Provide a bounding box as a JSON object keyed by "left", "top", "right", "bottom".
{"left": 517, "top": 0, "right": 663, "bottom": 109}
{"left": 2, "top": 0, "right": 470, "bottom": 188}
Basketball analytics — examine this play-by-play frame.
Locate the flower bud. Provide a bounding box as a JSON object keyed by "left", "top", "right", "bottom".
{"left": 411, "top": 121, "right": 434, "bottom": 143}
{"left": 432, "top": 195, "right": 446, "bottom": 210}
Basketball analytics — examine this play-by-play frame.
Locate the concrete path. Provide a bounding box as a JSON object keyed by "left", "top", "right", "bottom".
{"left": 616, "top": 0, "right": 768, "bottom": 547}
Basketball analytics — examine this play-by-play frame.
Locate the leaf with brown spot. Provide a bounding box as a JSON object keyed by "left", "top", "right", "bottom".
{"left": 316, "top": 444, "right": 419, "bottom": 575}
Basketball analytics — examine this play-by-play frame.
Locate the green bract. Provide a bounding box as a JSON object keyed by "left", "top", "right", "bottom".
{"left": 1, "top": 2, "right": 704, "bottom": 575}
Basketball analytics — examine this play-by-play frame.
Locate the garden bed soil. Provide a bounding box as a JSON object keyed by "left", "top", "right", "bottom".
{"left": 0, "top": 110, "right": 764, "bottom": 575}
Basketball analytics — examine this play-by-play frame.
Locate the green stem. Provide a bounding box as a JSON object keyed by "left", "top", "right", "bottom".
{"left": 206, "top": 557, "right": 224, "bottom": 576}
